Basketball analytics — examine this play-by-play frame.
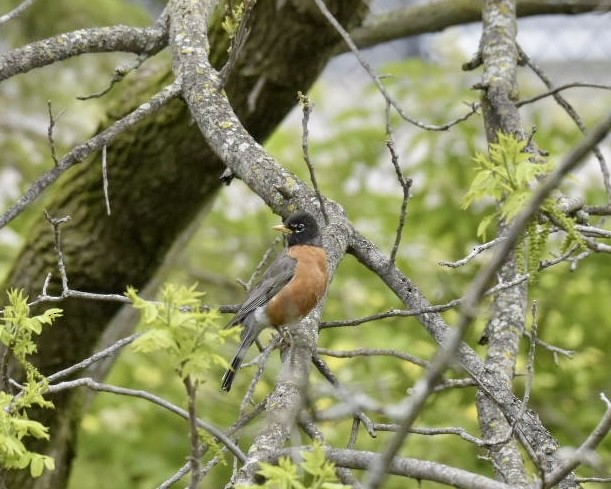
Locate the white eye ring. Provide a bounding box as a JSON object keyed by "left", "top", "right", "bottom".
{"left": 294, "top": 223, "right": 305, "bottom": 232}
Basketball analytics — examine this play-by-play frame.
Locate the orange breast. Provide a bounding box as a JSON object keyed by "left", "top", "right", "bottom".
{"left": 267, "top": 245, "right": 328, "bottom": 327}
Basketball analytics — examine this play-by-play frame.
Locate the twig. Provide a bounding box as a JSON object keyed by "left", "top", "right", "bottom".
{"left": 517, "top": 82, "right": 611, "bottom": 107}
{"left": 311, "top": 0, "right": 478, "bottom": 132}
{"left": 79, "top": 66, "right": 132, "bottom": 101}
{"left": 101, "top": 145, "right": 111, "bottom": 215}
{"left": 47, "top": 333, "right": 141, "bottom": 383}
{"left": 0, "top": 80, "right": 182, "bottom": 231}
{"left": 538, "top": 246, "right": 580, "bottom": 271}
{"left": 317, "top": 347, "right": 427, "bottom": 368}
{"left": 362, "top": 308, "right": 475, "bottom": 488}
{"left": 78, "top": 8, "right": 170, "bottom": 100}
{"left": 574, "top": 224, "right": 611, "bottom": 239}
{"left": 583, "top": 204, "right": 611, "bottom": 216}
{"left": 0, "top": 0, "right": 38, "bottom": 26}
{"left": 239, "top": 336, "right": 279, "bottom": 413}
{"left": 30, "top": 288, "right": 131, "bottom": 307}
{"left": 196, "top": 455, "right": 223, "bottom": 481}
{"left": 46, "top": 100, "right": 59, "bottom": 166}
{"left": 575, "top": 477, "right": 611, "bottom": 484}
{"left": 385, "top": 100, "right": 412, "bottom": 266}
{"left": 348, "top": 418, "right": 360, "bottom": 449}
{"left": 373, "top": 423, "right": 489, "bottom": 447}
{"left": 268, "top": 446, "right": 514, "bottom": 489}
{"left": 320, "top": 274, "right": 528, "bottom": 329}
{"left": 78, "top": 56, "right": 148, "bottom": 101}
{"left": 298, "top": 92, "right": 329, "bottom": 224}
{"left": 184, "top": 376, "right": 202, "bottom": 489}
{"left": 241, "top": 236, "right": 282, "bottom": 291}
{"left": 312, "top": 352, "right": 377, "bottom": 438}
{"left": 44, "top": 212, "right": 71, "bottom": 293}
{"left": 46, "top": 377, "right": 247, "bottom": 463}
{"left": 439, "top": 237, "right": 506, "bottom": 268}
{"left": 343, "top": 0, "right": 610, "bottom": 54}
{"left": 432, "top": 378, "right": 477, "bottom": 393}
{"left": 320, "top": 305, "right": 460, "bottom": 329}
{"left": 521, "top": 330, "right": 573, "bottom": 361}
{"left": 4, "top": 333, "right": 141, "bottom": 414}
{"left": 229, "top": 397, "right": 267, "bottom": 436}
{"left": 30, "top": 212, "right": 131, "bottom": 306}
{"left": 156, "top": 461, "right": 191, "bottom": 489}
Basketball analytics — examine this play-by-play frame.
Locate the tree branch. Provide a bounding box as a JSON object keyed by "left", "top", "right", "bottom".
{"left": 345, "top": 0, "right": 611, "bottom": 52}
{"left": 46, "top": 377, "right": 247, "bottom": 463}
{"left": 265, "top": 447, "right": 515, "bottom": 489}
{"left": 472, "top": 1, "right": 530, "bottom": 485}
{"left": 0, "top": 26, "right": 167, "bottom": 82}
{"left": 0, "top": 0, "right": 38, "bottom": 26}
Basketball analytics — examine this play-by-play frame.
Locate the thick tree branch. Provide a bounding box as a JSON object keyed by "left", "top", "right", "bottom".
{"left": 345, "top": 0, "right": 611, "bottom": 52}
{"left": 264, "top": 447, "right": 514, "bottom": 489}
{"left": 0, "top": 25, "right": 167, "bottom": 82}
{"left": 473, "top": 0, "right": 529, "bottom": 485}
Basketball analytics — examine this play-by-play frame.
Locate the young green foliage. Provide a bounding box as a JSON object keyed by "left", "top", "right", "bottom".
{"left": 238, "top": 443, "right": 349, "bottom": 489}
{"left": 463, "top": 132, "right": 586, "bottom": 275}
{"left": 221, "top": 1, "right": 245, "bottom": 40}
{"left": 463, "top": 133, "right": 553, "bottom": 236}
{"left": 0, "top": 289, "right": 61, "bottom": 477}
{"left": 126, "top": 283, "right": 237, "bottom": 384}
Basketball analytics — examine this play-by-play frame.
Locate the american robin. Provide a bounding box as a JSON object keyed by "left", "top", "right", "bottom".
{"left": 221, "top": 211, "right": 328, "bottom": 392}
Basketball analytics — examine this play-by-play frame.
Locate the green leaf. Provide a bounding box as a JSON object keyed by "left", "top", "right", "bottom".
{"left": 301, "top": 444, "right": 330, "bottom": 478}
{"left": 131, "top": 329, "right": 176, "bottom": 353}
{"left": 34, "top": 308, "right": 63, "bottom": 325}
{"left": 30, "top": 453, "right": 44, "bottom": 477}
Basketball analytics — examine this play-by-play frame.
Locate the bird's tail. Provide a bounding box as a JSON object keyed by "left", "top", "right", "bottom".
{"left": 221, "top": 326, "right": 258, "bottom": 392}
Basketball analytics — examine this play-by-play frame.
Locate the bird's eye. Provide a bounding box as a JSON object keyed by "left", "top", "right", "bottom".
{"left": 293, "top": 223, "right": 305, "bottom": 232}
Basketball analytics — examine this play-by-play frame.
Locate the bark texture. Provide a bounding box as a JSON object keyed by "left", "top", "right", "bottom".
{"left": 473, "top": 1, "right": 576, "bottom": 487}
{"left": 474, "top": 1, "right": 531, "bottom": 485}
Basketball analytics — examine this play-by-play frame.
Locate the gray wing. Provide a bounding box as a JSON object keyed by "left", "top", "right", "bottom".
{"left": 225, "top": 251, "right": 296, "bottom": 328}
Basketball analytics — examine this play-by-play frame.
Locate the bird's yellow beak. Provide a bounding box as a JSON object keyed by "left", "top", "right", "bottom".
{"left": 272, "top": 224, "right": 292, "bottom": 234}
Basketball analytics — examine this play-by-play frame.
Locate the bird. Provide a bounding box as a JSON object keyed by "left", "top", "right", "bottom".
{"left": 221, "top": 211, "right": 328, "bottom": 392}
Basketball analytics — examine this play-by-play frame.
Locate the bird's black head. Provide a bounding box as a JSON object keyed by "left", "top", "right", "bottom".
{"left": 273, "top": 211, "right": 322, "bottom": 247}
